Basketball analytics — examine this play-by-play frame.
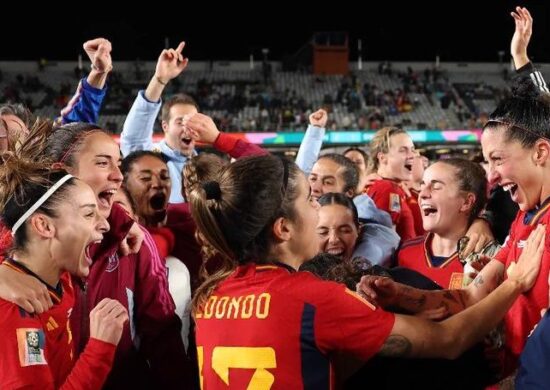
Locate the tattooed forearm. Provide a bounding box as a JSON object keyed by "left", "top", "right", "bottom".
{"left": 378, "top": 335, "right": 413, "bottom": 357}
{"left": 442, "top": 291, "right": 458, "bottom": 304}
{"left": 442, "top": 290, "right": 467, "bottom": 310}
{"left": 401, "top": 286, "right": 427, "bottom": 309}
{"left": 456, "top": 290, "right": 468, "bottom": 310}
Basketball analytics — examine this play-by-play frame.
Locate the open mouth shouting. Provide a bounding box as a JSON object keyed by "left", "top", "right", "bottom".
{"left": 97, "top": 188, "right": 118, "bottom": 210}
{"left": 421, "top": 203, "right": 438, "bottom": 217}
{"left": 502, "top": 182, "right": 519, "bottom": 202}
{"left": 326, "top": 245, "right": 345, "bottom": 258}
{"left": 150, "top": 192, "right": 167, "bottom": 211}
{"left": 82, "top": 237, "right": 103, "bottom": 271}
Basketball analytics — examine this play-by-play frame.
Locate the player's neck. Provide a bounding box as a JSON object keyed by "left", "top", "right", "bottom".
{"left": 267, "top": 245, "right": 303, "bottom": 271}
{"left": 377, "top": 166, "right": 399, "bottom": 182}
{"left": 431, "top": 228, "right": 467, "bottom": 257}
{"left": 11, "top": 248, "right": 62, "bottom": 288}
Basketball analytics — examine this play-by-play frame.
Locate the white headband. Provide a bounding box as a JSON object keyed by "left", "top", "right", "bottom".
{"left": 11, "top": 174, "right": 74, "bottom": 236}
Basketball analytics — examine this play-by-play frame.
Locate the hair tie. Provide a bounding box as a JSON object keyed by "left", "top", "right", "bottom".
{"left": 202, "top": 181, "right": 222, "bottom": 200}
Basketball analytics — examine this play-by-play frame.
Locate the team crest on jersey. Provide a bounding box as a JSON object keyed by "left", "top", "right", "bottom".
{"left": 517, "top": 240, "right": 527, "bottom": 249}
{"left": 106, "top": 253, "right": 120, "bottom": 272}
{"left": 389, "top": 193, "right": 401, "bottom": 212}
{"left": 17, "top": 328, "right": 47, "bottom": 366}
{"left": 448, "top": 273, "right": 464, "bottom": 290}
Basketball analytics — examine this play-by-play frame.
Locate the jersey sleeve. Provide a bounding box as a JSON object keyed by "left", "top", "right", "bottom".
{"left": 0, "top": 303, "right": 56, "bottom": 389}
{"left": 367, "top": 181, "right": 402, "bottom": 225}
{"left": 313, "top": 281, "right": 395, "bottom": 361}
{"left": 60, "top": 338, "right": 116, "bottom": 390}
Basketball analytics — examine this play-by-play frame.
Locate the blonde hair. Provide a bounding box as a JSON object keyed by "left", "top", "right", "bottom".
{"left": 367, "top": 126, "right": 407, "bottom": 172}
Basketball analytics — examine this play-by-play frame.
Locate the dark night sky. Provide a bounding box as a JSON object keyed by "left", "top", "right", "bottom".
{"left": 2, "top": 1, "right": 549, "bottom": 63}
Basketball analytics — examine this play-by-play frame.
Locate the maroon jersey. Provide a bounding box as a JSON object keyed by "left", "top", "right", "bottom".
{"left": 195, "top": 263, "right": 395, "bottom": 389}
{"left": 397, "top": 234, "right": 464, "bottom": 289}
{"left": 0, "top": 262, "right": 115, "bottom": 389}
{"left": 493, "top": 199, "right": 550, "bottom": 375}
{"left": 72, "top": 203, "right": 189, "bottom": 388}
{"left": 366, "top": 179, "right": 416, "bottom": 240}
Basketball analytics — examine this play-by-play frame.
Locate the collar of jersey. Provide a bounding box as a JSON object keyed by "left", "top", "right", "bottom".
{"left": 3, "top": 258, "right": 63, "bottom": 303}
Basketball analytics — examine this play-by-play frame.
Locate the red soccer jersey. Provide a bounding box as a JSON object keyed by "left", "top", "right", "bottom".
{"left": 397, "top": 234, "right": 464, "bottom": 289}
{"left": 195, "top": 263, "right": 395, "bottom": 389}
{"left": 366, "top": 179, "right": 416, "bottom": 240}
{"left": 407, "top": 189, "right": 425, "bottom": 237}
{"left": 493, "top": 199, "right": 550, "bottom": 375}
{"left": 0, "top": 262, "right": 115, "bottom": 389}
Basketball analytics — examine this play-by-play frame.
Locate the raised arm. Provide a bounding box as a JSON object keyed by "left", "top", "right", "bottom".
{"left": 120, "top": 42, "right": 189, "bottom": 156}
{"left": 510, "top": 7, "right": 549, "bottom": 93}
{"left": 295, "top": 109, "right": 327, "bottom": 175}
{"left": 59, "top": 38, "right": 113, "bottom": 125}
{"left": 511, "top": 6, "right": 533, "bottom": 70}
{"left": 145, "top": 41, "right": 188, "bottom": 103}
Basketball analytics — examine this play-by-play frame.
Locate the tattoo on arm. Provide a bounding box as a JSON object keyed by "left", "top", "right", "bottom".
{"left": 456, "top": 290, "right": 468, "bottom": 309}
{"left": 437, "top": 301, "right": 450, "bottom": 318}
{"left": 442, "top": 290, "right": 467, "bottom": 311}
{"left": 473, "top": 274, "right": 484, "bottom": 287}
{"left": 401, "top": 286, "right": 427, "bottom": 310}
{"left": 378, "top": 334, "right": 413, "bottom": 357}
{"left": 442, "top": 291, "right": 458, "bottom": 304}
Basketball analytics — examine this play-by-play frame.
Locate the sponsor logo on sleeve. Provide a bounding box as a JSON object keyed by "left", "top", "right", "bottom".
{"left": 390, "top": 193, "right": 401, "bottom": 213}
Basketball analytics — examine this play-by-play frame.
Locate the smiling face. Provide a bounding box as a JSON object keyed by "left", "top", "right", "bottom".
{"left": 481, "top": 127, "right": 545, "bottom": 211}
{"left": 50, "top": 180, "right": 109, "bottom": 278}
{"left": 124, "top": 154, "right": 171, "bottom": 225}
{"left": 378, "top": 132, "right": 415, "bottom": 181}
{"left": 68, "top": 132, "right": 123, "bottom": 219}
{"left": 162, "top": 103, "right": 198, "bottom": 156}
{"left": 419, "top": 162, "right": 472, "bottom": 235}
{"left": 316, "top": 203, "right": 359, "bottom": 261}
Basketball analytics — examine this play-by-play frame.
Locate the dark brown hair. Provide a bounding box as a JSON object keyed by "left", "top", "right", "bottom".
{"left": 44, "top": 122, "right": 106, "bottom": 168}
{"left": 483, "top": 78, "right": 550, "bottom": 148}
{"left": 161, "top": 94, "right": 199, "bottom": 122}
{"left": 437, "top": 158, "right": 488, "bottom": 224}
{"left": 190, "top": 155, "right": 301, "bottom": 311}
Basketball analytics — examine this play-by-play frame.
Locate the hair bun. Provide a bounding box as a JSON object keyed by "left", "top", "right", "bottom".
{"left": 202, "top": 181, "right": 222, "bottom": 200}
{"left": 510, "top": 76, "right": 542, "bottom": 100}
